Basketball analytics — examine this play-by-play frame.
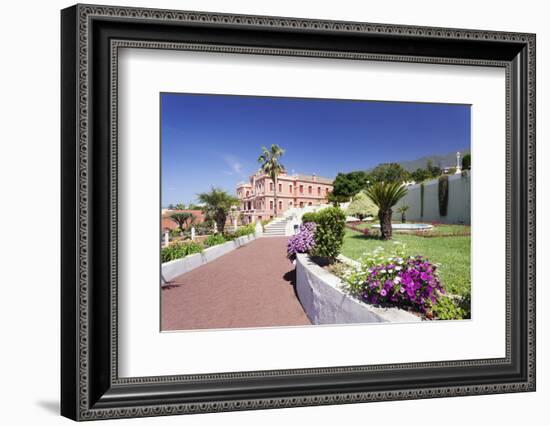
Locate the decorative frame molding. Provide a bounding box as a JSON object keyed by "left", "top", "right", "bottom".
{"left": 61, "top": 3, "right": 535, "bottom": 421}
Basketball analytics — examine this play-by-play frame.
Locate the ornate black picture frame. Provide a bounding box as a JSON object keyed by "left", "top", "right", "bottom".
{"left": 61, "top": 3, "right": 536, "bottom": 421}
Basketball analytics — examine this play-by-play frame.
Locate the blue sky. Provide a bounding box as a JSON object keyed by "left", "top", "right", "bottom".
{"left": 161, "top": 93, "right": 470, "bottom": 206}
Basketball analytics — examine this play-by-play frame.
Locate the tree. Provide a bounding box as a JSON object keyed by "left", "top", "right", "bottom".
{"left": 174, "top": 203, "right": 186, "bottom": 210}
{"left": 346, "top": 191, "right": 377, "bottom": 220}
{"left": 426, "top": 160, "right": 442, "bottom": 179}
{"left": 332, "top": 171, "right": 369, "bottom": 199}
{"left": 327, "top": 192, "right": 349, "bottom": 207}
{"left": 169, "top": 212, "right": 195, "bottom": 233}
{"left": 258, "top": 144, "right": 285, "bottom": 217}
{"left": 365, "top": 181, "right": 408, "bottom": 240}
{"left": 396, "top": 205, "right": 410, "bottom": 223}
{"left": 197, "top": 187, "right": 239, "bottom": 234}
{"left": 167, "top": 204, "right": 175, "bottom": 210}
{"left": 411, "top": 168, "right": 430, "bottom": 183}
{"left": 367, "top": 163, "right": 410, "bottom": 184}
{"left": 462, "top": 153, "right": 471, "bottom": 170}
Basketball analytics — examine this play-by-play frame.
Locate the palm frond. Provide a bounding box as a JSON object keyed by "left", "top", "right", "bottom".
{"left": 365, "top": 181, "right": 408, "bottom": 210}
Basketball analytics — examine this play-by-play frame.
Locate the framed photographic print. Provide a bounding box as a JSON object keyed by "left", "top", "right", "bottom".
{"left": 61, "top": 3, "right": 536, "bottom": 421}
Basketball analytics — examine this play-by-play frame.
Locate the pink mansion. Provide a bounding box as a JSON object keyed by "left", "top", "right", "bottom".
{"left": 236, "top": 171, "right": 333, "bottom": 223}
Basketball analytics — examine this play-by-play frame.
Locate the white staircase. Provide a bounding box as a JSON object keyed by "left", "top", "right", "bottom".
{"left": 263, "top": 218, "right": 288, "bottom": 236}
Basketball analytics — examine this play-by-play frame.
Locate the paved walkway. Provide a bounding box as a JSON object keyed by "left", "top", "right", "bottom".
{"left": 161, "top": 237, "right": 311, "bottom": 331}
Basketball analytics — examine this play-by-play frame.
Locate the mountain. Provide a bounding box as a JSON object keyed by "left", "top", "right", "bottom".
{"left": 392, "top": 149, "right": 470, "bottom": 172}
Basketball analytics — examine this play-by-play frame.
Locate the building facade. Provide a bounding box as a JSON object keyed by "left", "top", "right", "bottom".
{"left": 236, "top": 171, "right": 333, "bottom": 223}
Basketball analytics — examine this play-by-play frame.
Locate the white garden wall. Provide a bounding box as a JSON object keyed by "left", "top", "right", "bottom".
{"left": 161, "top": 233, "right": 257, "bottom": 283}
{"left": 393, "top": 172, "right": 471, "bottom": 225}
{"left": 295, "top": 254, "right": 420, "bottom": 324}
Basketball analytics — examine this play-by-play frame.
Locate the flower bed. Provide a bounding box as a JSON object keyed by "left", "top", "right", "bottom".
{"left": 340, "top": 243, "right": 467, "bottom": 319}
{"left": 295, "top": 254, "right": 420, "bottom": 324}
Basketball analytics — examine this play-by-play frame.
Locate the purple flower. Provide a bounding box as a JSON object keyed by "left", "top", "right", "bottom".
{"left": 357, "top": 254, "right": 444, "bottom": 316}
{"left": 287, "top": 223, "right": 316, "bottom": 261}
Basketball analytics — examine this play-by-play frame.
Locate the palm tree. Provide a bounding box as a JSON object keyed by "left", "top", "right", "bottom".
{"left": 365, "top": 181, "right": 408, "bottom": 240}
{"left": 196, "top": 187, "right": 239, "bottom": 234}
{"left": 258, "top": 144, "right": 285, "bottom": 217}
{"left": 169, "top": 212, "right": 195, "bottom": 233}
{"left": 396, "top": 205, "right": 410, "bottom": 223}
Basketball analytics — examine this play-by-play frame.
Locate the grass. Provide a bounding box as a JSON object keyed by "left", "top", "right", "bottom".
{"left": 341, "top": 227, "right": 471, "bottom": 297}
{"left": 347, "top": 221, "right": 470, "bottom": 237}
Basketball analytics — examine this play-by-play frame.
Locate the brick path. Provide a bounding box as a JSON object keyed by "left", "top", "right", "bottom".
{"left": 161, "top": 237, "right": 311, "bottom": 331}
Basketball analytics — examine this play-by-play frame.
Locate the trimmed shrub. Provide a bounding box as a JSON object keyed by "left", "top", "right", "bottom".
{"left": 462, "top": 153, "right": 471, "bottom": 170}
{"left": 204, "top": 233, "right": 227, "bottom": 247}
{"left": 301, "top": 212, "right": 320, "bottom": 224}
{"left": 420, "top": 182, "right": 425, "bottom": 218}
{"left": 438, "top": 176, "right": 449, "bottom": 217}
{"left": 161, "top": 241, "right": 203, "bottom": 263}
{"left": 311, "top": 206, "right": 346, "bottom": 260}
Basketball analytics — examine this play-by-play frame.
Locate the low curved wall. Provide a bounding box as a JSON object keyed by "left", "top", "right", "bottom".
{"left": 162, "top": 233, "right": 257, "bottom": 284}
{"left": 295, "top": 254, "right": 420, "bottom": 324}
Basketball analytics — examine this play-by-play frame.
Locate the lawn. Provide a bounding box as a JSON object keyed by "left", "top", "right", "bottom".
{"left": 348, "top": 221, "right": 470, "bottom": 237}
{"left": 341, "top": 227, "right": 471, "bottom": 297}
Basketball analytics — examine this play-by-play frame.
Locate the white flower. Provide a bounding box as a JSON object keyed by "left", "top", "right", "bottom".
{"left": 393, "top": 277, "right": 401, "bottom": 284}
{"left": 395, "top": 266, "right": 402, "bottom": 271}
{"left": 380, "top": 269, "right": 386, "bottom": 274}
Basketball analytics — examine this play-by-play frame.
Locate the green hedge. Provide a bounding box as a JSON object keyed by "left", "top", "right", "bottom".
{"left": 161, "top": 241, "right": 203, "bottom": 263}
{"left": 234, "top": 224, "right": 256, "bottom": 237}
{"left": 311, "top": 207, "right": 346, "bottom": 260}
{"left": 204, "top": 233, "right": 227, "bottom": 247}
{"left": 301, "top": 212, "right": 320, "bottom": 223}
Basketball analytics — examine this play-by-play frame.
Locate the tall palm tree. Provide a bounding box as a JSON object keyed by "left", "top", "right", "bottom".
{"left": 365, "top": 181, "right": 408, "bottom": 240}
{"left": 196, "top": 187, "right": 239, "bottom": 234}
{"left": 258, "top": 144, "right": 285, "bottom": 217}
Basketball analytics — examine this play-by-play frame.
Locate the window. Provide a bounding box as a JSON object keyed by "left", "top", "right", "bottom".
{"left": 289, "top": 184, "right": 293, "bottom": 193}
{"left": 289, "top": 202, "right": 293, "bottom": 206}
{"left": 279, "top": 201, "right": 283, "bottom": 210}
{"left": 270, "top": 201, "right": 273, "bottom": 210}
{"left": 299, "top": 202, "right": 304, "bottom": 208}
{"left": 300, "top": 185, "right": 303, "bottom": 194}
{"left": 308, "top": 202, "right": 312, "bottom": 206}
{"left": 308, "top": 186, "right": 312, "bottom": 194}
{"left": 270, "top": 182, "right": 273, "bottom": 191}
{"left": 317, "top": 187, "right": 321, "bottom": 195}
{"left": 326, "top": 188, "right": 329, "bottom": 195}
{"left": 278, "top": 183, "right": 282, "bottom": 192}
{"left": 246, "top": 190, "right": 249, "bottom": 197}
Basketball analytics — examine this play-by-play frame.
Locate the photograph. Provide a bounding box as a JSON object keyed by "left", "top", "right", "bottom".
{"left": 160, "top": 93, "right": 472, "bottom": 331}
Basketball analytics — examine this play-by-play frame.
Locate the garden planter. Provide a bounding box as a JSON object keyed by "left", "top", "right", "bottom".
{"left": 162, "top": 233, "right": 257, "bottom": 284}
{"left": 295, "top": 254, "right": 420, "bottom": 324}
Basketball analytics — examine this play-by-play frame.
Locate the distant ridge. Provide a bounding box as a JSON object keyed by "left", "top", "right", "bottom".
{"left": 388, "top": 149, "right": 471, "bottom": 172}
